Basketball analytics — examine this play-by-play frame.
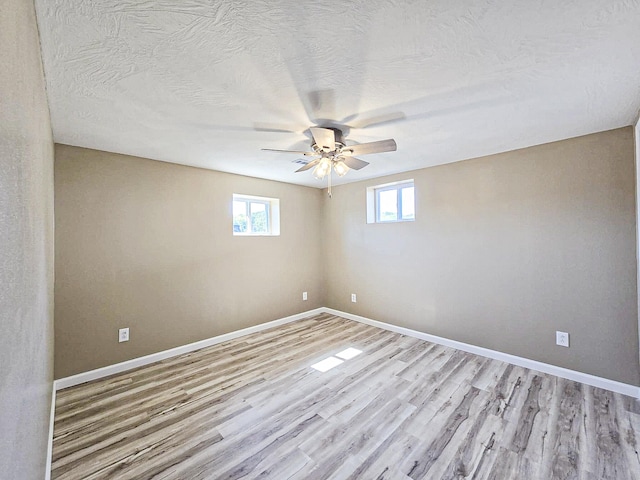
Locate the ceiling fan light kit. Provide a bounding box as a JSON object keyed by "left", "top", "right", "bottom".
{"left": 262, "top": 126, "right": 397, "bottom": 196}
{"left": 313, "top": 157, "right": 332, "bottom": 180}
{"left": 333, "top": 160, "right": 350, "bottom": 177}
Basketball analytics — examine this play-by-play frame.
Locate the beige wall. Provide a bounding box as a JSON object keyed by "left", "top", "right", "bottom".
{"left": 54, "top": 145, "right": 325, "bottom": 378}
{"left": 324, "top": 128, "right": 639, "bottom": 386}
{"left": 636, "top": 118, "right": 640, "bottom": 366}
{"left": 55, "top": 128, "right": 640, "bottom": 386}
{"left": 0, "top": 0, "right": 55, "bottom": 478}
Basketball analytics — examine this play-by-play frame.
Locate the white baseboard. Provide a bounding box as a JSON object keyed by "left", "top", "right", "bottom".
{"left": 324, "top": 308, "right": 640, "bottom": 399}
{"left": 55, "top": 308, "right": 324, "bottom": 390}
{"left": 53, "top": 306, "right": 640, "bottom": 399}
{"left": 44, "top": 383, "right": 55, "bottom": 480}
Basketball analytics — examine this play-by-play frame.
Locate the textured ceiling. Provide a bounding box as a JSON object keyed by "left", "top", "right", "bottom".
{"left": 36, "top": 0, "right": 640, "bottom": 187}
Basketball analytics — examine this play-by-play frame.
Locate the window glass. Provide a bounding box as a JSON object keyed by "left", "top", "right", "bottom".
{"left": 232, "top": 194, "right": 280, "bottom": 236}
{"left": 378, "top": 189, "right": 398, "bottom": 222}
{"left": 366, "top": 180, "right": 415, "bottom": 224}
{"left": 250, "top": 202, "right": 268, "bottom": 234}
{"left": 233, "top": 200, "right": 248, "bottom": 233}
{"left": 401, "top": 186, "right": 415, "bottom": 220}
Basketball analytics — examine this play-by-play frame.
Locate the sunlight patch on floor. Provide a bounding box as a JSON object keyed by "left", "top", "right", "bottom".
{"left": 311, "top": 356, "right": 344, "bottom": 372}
{"left": 336, "top": 347, "right": 362, "bottom": 360}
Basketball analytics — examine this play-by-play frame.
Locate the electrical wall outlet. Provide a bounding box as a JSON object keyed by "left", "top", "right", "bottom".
{"left": 351, "top": 293, "right": 357, "bottom": 303}
{"left": 556, "top": 331, "right": 569, "bottom": 347}
{"left": 302, "top": 291, "right": 308, "bottom": 301}
{"left": 119, "top": 327, "right": 130, "bottom": 343}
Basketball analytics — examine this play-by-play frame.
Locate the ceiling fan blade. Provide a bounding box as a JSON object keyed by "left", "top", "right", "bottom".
{"left": 261, "top": 148, "right": 315, "bottom": 156}
{"left": 253, "top": 122, "right": 305, "bottom": 134}
{"left": 343, "top": 139, "right": 397, "bottom": 156}
{"left": 295, "top": 159, "right": 319, "bottom": 173}
{"left": 347, "top": 112, "right": 407, "bottom": 129}
{"left": 310, "top": 127, "right": 335, "bottom": 151}
{"left": 306, "top": 90, "right": 336, "bottom": 124}
{"left": 341, "top": 157, "right": 369, "bottom": 170}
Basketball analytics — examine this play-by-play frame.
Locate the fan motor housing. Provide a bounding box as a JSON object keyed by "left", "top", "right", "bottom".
{"left": 311, "top": 127, "right": 345, "bottom": 153}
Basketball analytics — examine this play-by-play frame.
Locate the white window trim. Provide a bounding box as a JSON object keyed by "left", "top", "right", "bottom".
{"left": 232, "top": 194, "right": 280, "bottom": 236}
{"left": 366, "top": 179, "right": 415, "bottom": 224}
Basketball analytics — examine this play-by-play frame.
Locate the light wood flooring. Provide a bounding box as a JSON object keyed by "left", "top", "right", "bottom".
{"left": 52, "top": 313, "right": 640, "bottom": 479}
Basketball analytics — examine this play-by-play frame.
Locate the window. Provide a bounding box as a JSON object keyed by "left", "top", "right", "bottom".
{"left": 366, "top": 180, "right": 415, "bottom": 223}
{"left": 232, "top": 194, "right": 280, "bottom": 236}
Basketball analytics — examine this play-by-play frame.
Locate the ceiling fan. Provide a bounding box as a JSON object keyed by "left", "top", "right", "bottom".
{"left": 262, "top": 127, "right": 397, "bottom": 194}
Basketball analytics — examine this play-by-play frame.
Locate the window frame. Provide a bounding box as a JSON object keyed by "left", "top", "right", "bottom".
{"left": 232, "top": 194, "right": 280, "bottom": 236}
{"left": 366, "top": 180, "right": 415, "bottom": 224}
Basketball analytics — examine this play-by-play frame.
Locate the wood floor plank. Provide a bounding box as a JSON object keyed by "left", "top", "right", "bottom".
{"left": 620, "top": 406, "right": 640, "bottom": 477}
{"left": 438, "top": 393, "right": 499, "bottom": 479}
{"left": 251, "top": 447, "right": 313, "bottom": 479}
{"left": 403, "top": 387, "right": 481, "bottom": 479}
{"left": 592, "top": 387, "right": 631, "bottom": 479}
{"left": 51, "top": 314, "right": 640, "bottom": 479}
